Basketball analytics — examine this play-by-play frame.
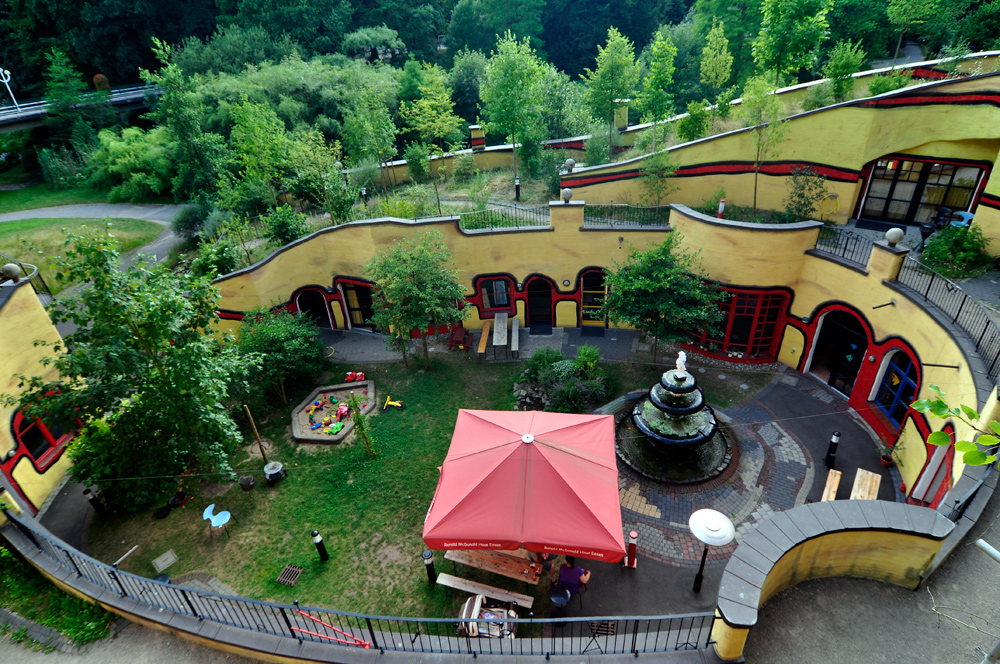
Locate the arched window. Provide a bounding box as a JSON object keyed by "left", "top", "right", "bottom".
{"left": 10, "top": 410, "right": 71, "bottom": 471}
{"left": 874, "top": 352, "right": 919, "bottom": 428}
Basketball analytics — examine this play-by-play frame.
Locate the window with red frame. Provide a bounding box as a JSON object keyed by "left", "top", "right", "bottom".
{"left": 10, "top": 411, "right": 70, "bottom": 469}
{"left": 691, "top": 289, "right": 788, "bottom": 360}
{"left": 479, "top": 277, "right": 513, "bottom": 313}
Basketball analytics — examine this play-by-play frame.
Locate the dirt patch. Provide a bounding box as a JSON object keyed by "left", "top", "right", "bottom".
{"left": 243, "top": 437, "right": 275, "bottom": 461}
{"left": 377, "top": 544, "right": 406, "bottom": 565}
{"left": 200, "top": 480, "right": 235, "bottom": 499}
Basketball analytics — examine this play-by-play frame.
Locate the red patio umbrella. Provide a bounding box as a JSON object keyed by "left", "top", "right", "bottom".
{"left": 422, "top": 409, "right": 626, "bottom": 562}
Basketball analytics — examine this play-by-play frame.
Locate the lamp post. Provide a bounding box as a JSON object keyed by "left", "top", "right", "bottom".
{"left": 689, "top": 508, "right": 735, "bottom": 593}
{"left": 515, "top": 176, "right": 521, "bottom": 201}
{"left": 0, "top": 69, "right": 21, "bottom": 114}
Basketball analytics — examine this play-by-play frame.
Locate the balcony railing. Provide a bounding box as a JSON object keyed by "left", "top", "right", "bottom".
{"left": 583, "top": 204, "right": 671, "bottom": 228}
{"left": 459, "top": 205, "right": 550, "bottom": 231}
{"left": 811, "top": 226, "right": 875, "bottom": 268}
{"left": 2, "top": 509, "right": 715, "bottom": 657}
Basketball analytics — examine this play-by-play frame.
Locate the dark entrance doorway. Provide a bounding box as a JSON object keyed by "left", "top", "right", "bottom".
{"left": 810, "top": 311, "right": 868, "bottom": 396}
{"left": 343, "top": 283, "right": 377, "bottom": 331}
{"left": 527, "top": 279, "right": 553, "bottom": 335}
{"left": 296, "top": 290, "right": 333, "bottom": 329}
{"left": 580, "top": 270, "right": 606, "bottom": 337}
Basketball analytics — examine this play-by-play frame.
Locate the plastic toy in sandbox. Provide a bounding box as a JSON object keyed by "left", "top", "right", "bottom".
{"left": 291, "top": 378, "right": 377, "bottom": 443}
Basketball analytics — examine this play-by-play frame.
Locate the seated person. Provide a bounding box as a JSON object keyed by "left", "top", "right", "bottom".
{"left": 557, "top": 556, "right": 591, "bottom": 595}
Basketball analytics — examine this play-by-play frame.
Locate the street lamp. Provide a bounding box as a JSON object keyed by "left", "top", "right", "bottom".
{"left": 689, "top": 508, "right": 735, "bottom": 593}
{"left": 0, "top": 68, "right": 21, "bottom": 114}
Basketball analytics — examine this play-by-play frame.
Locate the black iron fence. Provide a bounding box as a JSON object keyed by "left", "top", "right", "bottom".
{"left": 811, "top": 226, "right": 875, "bottom": 267}
{"left": 583, "top": 204, "right": 671, "bottom": 228}
{"left": 459, "top": 206, "right": 550, "bottom": 231}
{"left": 1, "top": 510, "right": 715, "bottom": 656}
{"left": 896, "top": 256, "right": 1000, "bottom": 384}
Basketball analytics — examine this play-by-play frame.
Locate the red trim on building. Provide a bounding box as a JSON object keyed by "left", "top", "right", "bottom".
{"left": 2, "top": 410, "right": 74, "bottom": 514}
{"left": 906, "top": 67, "right": 948, "bottom": 80}
{"left": 859, "top": 92, "right": 1000, "bottom": 107}
{"left": 563, "top": 161, "right": 861, "bottom": 188}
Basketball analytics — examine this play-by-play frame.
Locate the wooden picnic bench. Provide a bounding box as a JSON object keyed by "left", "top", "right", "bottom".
{"left": 445, "top": 549, "right": 542, "bottom": 585}
{"left": 850, "top": 468, "right": 881, "bottom": 500}
{"left": 477, "top": 321, "right": 491, "bottom": 358}
{"left": 821, "top": 469, "right": 842, "bottom": 502}
{"left": 435, "top": 573, "right": 534, "bottom": 609}
{"left": 510, "top": 317, "right": 520, "bottom": 358}
{"left": 493, "top": 313, "right": 508, "bottom": 360}
{"left": 447, "top": 327, "right": 473, "bottom": 350}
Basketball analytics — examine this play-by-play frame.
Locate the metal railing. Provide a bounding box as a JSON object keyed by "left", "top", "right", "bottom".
{"left": 0, "top": 251, "right": 52, "bottom": 304}
{"left": 583, "top": 204, "right": 671, "bottom": 228}
{"left": 459, "top": 206, "right": 550, "bottom": 231}
{"left": 0, "top": 85, "right": 157, "bottom": 124}
{"left": 811, "top": 226, "right": 875, "bottom": 267}
{"left": 896, "top": 256, "right": 1000, "bottom": 385}
{"left": 1, "top": 510, "right": 715, "bottom": 656}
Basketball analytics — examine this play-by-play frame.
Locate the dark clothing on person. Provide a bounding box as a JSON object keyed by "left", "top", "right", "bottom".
{"left": 558, "top": 564, "right": 587, "bottom": 594}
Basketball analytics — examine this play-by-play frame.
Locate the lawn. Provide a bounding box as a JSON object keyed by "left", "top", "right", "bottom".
{"left": 0, "top": 218, "right": 164, "bottom": 294}
{"left": 0, "top": 545, "right": 114, "bottom": 644}
{"left": 0, "top": 183, "right": 108, "bottom": 214}
{"left": 86, "top": 349, "right": 775, "bottom": 619}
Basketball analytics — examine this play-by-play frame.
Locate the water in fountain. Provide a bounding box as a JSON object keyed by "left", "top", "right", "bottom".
{"left": 616, "top": 352, "right": 732, "bottom": 483}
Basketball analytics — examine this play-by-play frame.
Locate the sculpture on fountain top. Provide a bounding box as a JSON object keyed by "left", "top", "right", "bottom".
{"left": 675, "top": 351, "right": 687, "bottom": 375}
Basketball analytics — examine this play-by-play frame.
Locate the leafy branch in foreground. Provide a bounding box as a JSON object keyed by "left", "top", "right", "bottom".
{"left": 910, "top": 384, "right": 999, "bottom": 466}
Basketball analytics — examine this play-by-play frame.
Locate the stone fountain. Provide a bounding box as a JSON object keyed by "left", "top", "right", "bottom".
{"left": 616, "top": 352, "right": 732, "bottom": 483}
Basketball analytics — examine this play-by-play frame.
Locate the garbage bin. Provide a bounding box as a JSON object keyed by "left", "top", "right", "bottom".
{"left": 238, "top": 475, "right": 256, "bottom": 491}
{"left": 264, "top": 461, "right": 285, "bottom": 487}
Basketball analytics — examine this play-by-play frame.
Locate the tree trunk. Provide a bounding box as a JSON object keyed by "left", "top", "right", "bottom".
{"left": 422, "top": 333, "right": 431, "bottom": 369}
{"left": 893, "top": 32, "right": 904, "bottom": 67}
{"left": 652, "top": 336, "right": 658, "bottom": 364}
{"left": 511, "top": 134, "right": 519, "bottom": 189}
{"left": 399, "top": 338, "right": 409, "bottom": 368}
{"left": 431, "top": 158, "right": 442, "bottom": 215}
{"left": 753, "top": 167, "right": 759, "bottom": 211}
{"left": 279, "top": 379, "right": 287, "bottom": 405}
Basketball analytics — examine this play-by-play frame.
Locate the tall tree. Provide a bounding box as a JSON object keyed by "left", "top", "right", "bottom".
{"left": 4, "top": 229, "right": 251, "bottom": 509}
{"left": 400, "top": 64, "right": 463, "bottom": 151}
{"left": 480, "top": 32, "right": 545, "bottom": 183}
{"left": 449, "top": 48, "right": 489, "bottom": 124}
{"left": 343, "top": 85, "right": 399, "bottom": 191}
{"left": 752, "top": 0, "right": 834, "bottom": 85}
{"left": 448, "top": 0, "right": 498, "bottom": 55}
{"left": 600, "top": 233, "right": 723, "bottom": 364}
{"left": 700, "top": 19, "right": 734, "bottom": 128}
{"left": 826, "top": 0, "right": 891, "bottom": 63}
{"left": 887, "top": 0, "right": 942, "bottom": 64}
{"left": 481, "top": 0, "right": 546, "bottom": 49}
{"left": 584, "top": 27, "right": 641, "bottom": 148}
{"left": 738, "top": 74, "right": 787, "bottom": 210}
{"left": 692, "top": 0, "right": 763, "bottom": 85}
{"left": 43, "top": 49, "right": 113, "bottom": 147}
{"left": 364, "top": 230, "right": 470, "bottom": 369}
{"left": 227, "top": 96, "right": 288, "bottom": 206}
{"left": 637, "top": 32, "right": 677, "bottom": 151}
{"left": 216, "top": 0, "right": 353, "bottom": 57}
{"left": 234, "top": 308, "right": 326, "bottom": 406}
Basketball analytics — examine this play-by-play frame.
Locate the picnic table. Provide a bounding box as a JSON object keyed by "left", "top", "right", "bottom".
{"left": 445, "top": 549, "right": 543, "bottom": 586}
{"left": 492, "top": 313, "right": 508, "bottom": 360}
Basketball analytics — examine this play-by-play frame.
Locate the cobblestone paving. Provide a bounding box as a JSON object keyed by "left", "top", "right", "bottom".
{"left": 618, "top": 374, "right": 817, "bottom": 569}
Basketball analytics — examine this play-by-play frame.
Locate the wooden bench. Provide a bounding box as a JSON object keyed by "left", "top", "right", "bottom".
{"left": 850, "top": 468, "right": 881, "bottom": 500}
{"left": 435, "top": 573, "right": 534, "bottom": 609}
{"left": 821, "top": 469, "right": 842, "bottom": 502}
{"left": 510, "top": 317, "right": 520, "bottom": 358}
{"left": 477, "top": 321, "right": 491, "bottom": 358}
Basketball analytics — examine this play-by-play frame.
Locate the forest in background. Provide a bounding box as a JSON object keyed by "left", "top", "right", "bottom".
{"left": 1, "top": 0, "right": 999, "bottom": 243}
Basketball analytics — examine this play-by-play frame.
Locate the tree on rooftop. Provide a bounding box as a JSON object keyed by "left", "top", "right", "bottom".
{"left": 601, "top": 233, "right": 723, "bottom": 364}
{"left": 584, "top": 27, "right": 641, "bottom": 150}
{"left": 700, "top": 19, "right": 734, "bottom": 129}
{"left": 3, "top": 228, "right": 253, "bottom": 509}
{"left": 637, "top": 31, "right": 677, "bottom": 152}
{"left": 737, "top": 73, "right": 787, "bottom": 210}
{"left": 480, "top": 32, "right": 545, "bottom": 187}
{"left": 364, "top": 229, "right": 470, "bottom": 369}
{"left": 752, "top": 0, "right": 834, "bottom": 85}
{"left": 887, "top": 0, "right": 942, "bottom": 64}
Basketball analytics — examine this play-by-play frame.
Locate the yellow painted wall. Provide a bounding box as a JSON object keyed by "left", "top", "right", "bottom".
{"left": 555, "top": 300, "right": 577, "bottom": 328}
{"left": 777, "top": 325, "right": 806, "bottom": 367}
{"left": 0, "top": 282, "right": 68, "bottom": 513}
{"left": 567, "top": 74, "right": 1000, "bottom": 234}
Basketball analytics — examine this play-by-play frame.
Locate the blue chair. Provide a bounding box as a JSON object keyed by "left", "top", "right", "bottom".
{"left": 951, "top": 211, "right": 975, "bottom": 228}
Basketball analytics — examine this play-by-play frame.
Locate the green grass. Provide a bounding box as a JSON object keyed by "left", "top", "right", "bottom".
{"left": 0, "top": 218, "right": 164, "bottom": 294}
{"left": 85, "top": 349, "right": 775, "bottom": 618}
{"left": 0, "top": 545, "right": 114, "bottom": 644}
{"left": 0, "top": 183, "right": 107, "bottom": 214}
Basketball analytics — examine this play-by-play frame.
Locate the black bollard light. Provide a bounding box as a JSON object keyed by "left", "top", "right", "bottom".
{"left": 312, "top": 530, "right": 330, "bottom": 562}
{"left": 514, "top": 176, "right": 520, "bottom": 201}
{"left": 825, "top": 431, "right": 841, "bottom": 469}
{"left": 422, "top": 549, "right": 437, "bottom": 584}
{"left": 361, "top": 186, "right": 368, "bottom": 206}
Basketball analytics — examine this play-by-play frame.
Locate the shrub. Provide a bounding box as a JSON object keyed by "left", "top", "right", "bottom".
{"left": 867, "top": 71, "right": 913, "bottom": 96}
{"left": 783, "top": 166, "right": 829, "bottom": 221}
{"left": 525, "top": 347, "right": 565, "bottom": 381}
{"left": 802, "top": 82, "right": 835, "bottom": 111}
{"left": 823, "top": 40, "right": 866, "bottom": 102}
{"left": 350, "top": 157, "right": 381, "bottom": 192}
{"left": 37, "top": 146, "right": 87, "bottom": 189}
{"left": 87, "top": 126, "right": 176, "bottom": 202}
{"left": 202, "top": 207, "right": 232, "bottom": 239}
{"left": 715, "top": 86, "right": 738, "bottom": 119}
{"left": 171, "top": 205, "right": 205, "bottom": 240}
{"left": 453, "top": 152, "right": 477, "bottom": 181}
{"left": 404, "top": 142, "right": 430, "bottom": 182}
{"left": 574, "top": 344, "right": 601, "bottom": 378}
{"left": 234, "top": 308, "right": 327, "bottom": 405}
{"left": 584, "top": 122, "right": 610, "bottom": 166}
{"left": 468, "top": 170, "right": 491, "bottom": 211}
{"left": 676, "top": 100, "right": 709, "bottom": 143}
{"left": 263, "top": 205, "right": 309, "bottom": 245}
{"left": 190, "top": 240, "right": 241, "bottom": 277}
{"left": 921, "top": 224, "right": 993, "bottom": 278}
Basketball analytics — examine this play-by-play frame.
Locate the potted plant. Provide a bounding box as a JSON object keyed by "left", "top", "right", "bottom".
{"left": 875, "top": 435, "right": 902, "bottom": 467}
